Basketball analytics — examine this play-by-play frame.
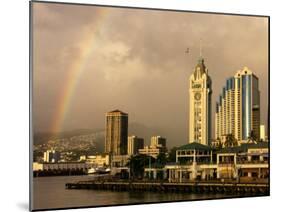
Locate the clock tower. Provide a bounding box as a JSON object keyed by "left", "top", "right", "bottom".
{"left": 189, "top": 57, "right": 212, "bottom": 145}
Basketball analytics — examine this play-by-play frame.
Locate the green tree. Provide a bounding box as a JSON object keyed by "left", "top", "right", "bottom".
{"left": 127, "top": 154, "right": 155, "bottom": 179}
{"left": 167, "top": 147, "right": 177, "bottom": 162}
{"left": 156, "top": 152, "right": 167, "bottom": 166}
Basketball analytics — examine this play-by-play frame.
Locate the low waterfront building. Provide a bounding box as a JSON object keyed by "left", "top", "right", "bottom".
{"left": 33, "top": 162, "right": 43, "bottom": 171}
{"left": 110, "top": 155, "right": 130, "bottom": 179}
{"left": 166, "top": 142, "right": 216, "bottom": 182}
{"left": 144, "top": 163, "right": 166, "bottom": 180}
{"left": 144, "top": 142, "right": 269, "bottom": 182}
{"left": 237, "top": 142, "right": 269, "bottom": 180}
{"left": 111, "top": 155, "right": 130, "bottom": 168}
{"left": 215, "top": 143, "right": 269, "bottom": 180}
{"left": 176, "top": 142, "right": 214, "bottom": 164}
{"left": 216, "top": 149, "right": 238, "bottom": 179}
{"left": 33, "top": 161, "right": 93, "bottom": 171}
{"left": 33, "top": 161, "right": 94, "bottom": 177}
{"left": 85, "top": 154, "right": 110, "bottom": 167}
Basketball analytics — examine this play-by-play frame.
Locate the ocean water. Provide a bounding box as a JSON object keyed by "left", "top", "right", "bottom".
{"left": 32, "top": 175, "right": 248, "bottom": 210}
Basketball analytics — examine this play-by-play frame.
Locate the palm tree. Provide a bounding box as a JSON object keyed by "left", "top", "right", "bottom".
{"left": 216, "top": 138, "right": 223, "bottom": 149}
{"left": 247, "top": 130, "right": 257, "bottom": 144}
{"left": 225, "top": 134, "right": 237, "bottom": 147}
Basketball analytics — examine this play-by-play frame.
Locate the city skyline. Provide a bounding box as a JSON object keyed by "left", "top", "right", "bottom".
{"left": 33, "top": 2, "right": 269, "bottom": 147}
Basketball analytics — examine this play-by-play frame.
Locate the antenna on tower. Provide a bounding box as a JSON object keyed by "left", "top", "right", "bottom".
{"left": 199, "top": 38, "right": 202, "bottom": 57}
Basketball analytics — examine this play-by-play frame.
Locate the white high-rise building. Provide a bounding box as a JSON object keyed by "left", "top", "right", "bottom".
{"left": 215, "top": 67, "right": 260, "bottom": 142}
{"left": 189, "top": 57, "right": 212, "bottom": 145}
{"left": 215, "top": 78, "right": 235, "bottom": 140}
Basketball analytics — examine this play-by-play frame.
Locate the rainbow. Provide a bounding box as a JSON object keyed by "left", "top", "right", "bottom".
{"left": 51, "top": 9, "right": 108, "bottom": 133}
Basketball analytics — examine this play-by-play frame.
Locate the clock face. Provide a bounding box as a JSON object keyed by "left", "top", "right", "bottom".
{"left": 194, "top": 92, "right": 201, "bottom": 100}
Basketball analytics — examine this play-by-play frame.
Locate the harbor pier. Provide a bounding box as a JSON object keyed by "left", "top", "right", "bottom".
{"left": 65, "top": 180, "right": 269, "bottom": 195}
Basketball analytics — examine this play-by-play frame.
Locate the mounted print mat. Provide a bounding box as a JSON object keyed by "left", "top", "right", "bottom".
{"left": 30, "top": 1, "right": 270, "bottom": 211}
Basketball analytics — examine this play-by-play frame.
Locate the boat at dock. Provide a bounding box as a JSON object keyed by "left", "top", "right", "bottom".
{"left": 87, "top": 167, "right": 111, "bottom": 175}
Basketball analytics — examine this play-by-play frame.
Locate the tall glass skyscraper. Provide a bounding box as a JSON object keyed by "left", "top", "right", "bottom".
{"left": 215, "top": 67, "right": 260, "bottom": 142}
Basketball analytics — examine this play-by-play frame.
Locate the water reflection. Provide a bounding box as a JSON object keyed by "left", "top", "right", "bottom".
{"left": 32, "top": 176, "right": 244, "bottom": 210}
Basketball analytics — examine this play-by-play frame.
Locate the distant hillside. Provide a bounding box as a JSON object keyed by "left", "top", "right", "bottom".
{"left": 33, "top": 129, "right": 105, "bottom": 153}
{"left": 32, "top": 122, "right": 185, "bottom": 151}
{"left": 33, "top": 129, "right": 104, "bottom": 144}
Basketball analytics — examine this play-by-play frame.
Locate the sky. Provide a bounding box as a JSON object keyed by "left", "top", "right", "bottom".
{"left": 32, "top": 2, "right": 268, "bottom": 147}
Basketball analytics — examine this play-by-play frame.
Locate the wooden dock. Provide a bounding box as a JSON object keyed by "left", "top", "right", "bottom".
{"left": 65, "top": 180, "right": 269, "bottom": 195}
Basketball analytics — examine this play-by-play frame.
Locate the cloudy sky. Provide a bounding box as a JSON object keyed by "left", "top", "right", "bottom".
{"left": 32, "top": 2, "right": 268, "bottom": 146}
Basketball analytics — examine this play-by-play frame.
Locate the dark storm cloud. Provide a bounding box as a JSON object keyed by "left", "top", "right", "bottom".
{"left": 33, "top": 2, "right": 268, "bottom": 147}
